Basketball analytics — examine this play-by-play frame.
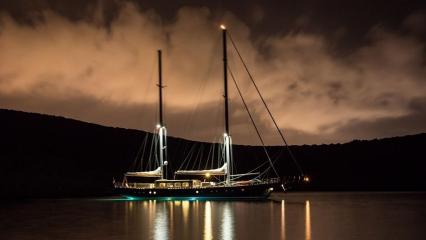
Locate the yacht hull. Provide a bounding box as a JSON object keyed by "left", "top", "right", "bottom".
{"left": 115, "top": 183, "right": 277, "bottom": 200}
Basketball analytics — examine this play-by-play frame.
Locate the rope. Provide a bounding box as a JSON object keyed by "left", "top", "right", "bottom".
{"left": 228, "top": 32, "right": 304, "bottom": 176}
{"left": 139, "top": 133, "right": 149, "bottom": 170}
{"left": 228, "top": 66, "right": 279, "bottom": 177}
{"left": 183, "top": 36, "right": 221, "bottom": 140}
{"left": 179, "top": 142, "right": 196, "bottom": 170}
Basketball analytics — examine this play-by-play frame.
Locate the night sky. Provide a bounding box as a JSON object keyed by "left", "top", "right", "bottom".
{"left": 0, "top": 0, "right": 425, "bottom": 144}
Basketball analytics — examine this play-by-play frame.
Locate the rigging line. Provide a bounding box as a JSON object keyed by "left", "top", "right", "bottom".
{"left": 216, "top": 140, "right": 221, "bottom": 170}
{"left": 228, "top": 66, "right": 279, "bottom": 177}
{"left": 139, "top": 133, "right": 149, "bottom": 170}
{"left": 143, "top": 54, "right": 159, "bottom": 127}
{"left": 142, "top": 54, "right": 157, "bottom": 102}
{"left": 130, "top": 130, "right": 150, "bottom": 171}
{"left": 129, "top": 136, "right": 143, "bottom": 171}
{"left": 227, "top": 33, "right": 304, "bottom": 175}
{"left": 183, "top": 35, "right": 221, "bottom": 140}
{"left": 205, "top": 143, "right": 214, "bottom": 170}
{"left": 183, "top": 143, "right": 197, "bottom": 170}
{"left": 231, "top": 161, "right": 270, "bottom": 181}
{"left": 153, "top": 130, "right": 160, "bottom": 168}
{"left": 147, "top": 131, "right": 156, "bottom": 169}
{"left": 241, "top": 158, "right": 271, "bottom": 177}
{"left": 176, "top": 141, "right": 191, "bottom": 170}
{"left": 190, "top": 143, "right": 200, "bottom": 170}
{"left": 206, "top": 36, "right": 224, "bottom": 144}
{"left": 174, "top": 134, "right": 190, "bottom": 171}
{"left": 211, "top": 142, "right": 216, "bottom": 169}
{"left": 197, "top": 144, "right": 204, "bottom": 170}
{"left": 178, "top": 142, "right": 193, "bottom": 170}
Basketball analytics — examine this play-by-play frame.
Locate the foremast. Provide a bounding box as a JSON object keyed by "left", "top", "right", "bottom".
{"left": 157, "top": 49, "right": 167, "bottom": 180}
{"left": 221, "top": 25, "right": 232, "bottom": 186}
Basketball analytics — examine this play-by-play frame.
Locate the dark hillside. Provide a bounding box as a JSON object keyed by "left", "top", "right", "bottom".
{"left": 0, "top": 109, "right": 425, "bottom": 198}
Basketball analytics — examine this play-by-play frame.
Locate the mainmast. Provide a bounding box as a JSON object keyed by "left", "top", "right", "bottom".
{"left": 221, "top": 25, "right": 232, "bottom": 185}
{"left": 158, "top": 50, "right": 163, "bottom": 126}
{"left": 157, "top": 49, "right": 167, "bottom": 179}
{"left": 222, "top": 26, "right": 229, "bottom": 134}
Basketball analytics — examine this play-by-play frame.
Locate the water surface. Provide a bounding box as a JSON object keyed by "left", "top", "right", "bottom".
{"left": 1, "top": 192, "right": 425, "bottom": 240}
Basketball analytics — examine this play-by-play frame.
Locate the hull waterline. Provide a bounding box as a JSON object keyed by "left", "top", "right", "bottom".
{"left": 115, "top": 183, "right": 277, "bottom": 200}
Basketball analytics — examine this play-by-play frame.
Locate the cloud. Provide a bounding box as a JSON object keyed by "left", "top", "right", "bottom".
{"left": 0, "top": 3, "right": 425, "bottom": 145}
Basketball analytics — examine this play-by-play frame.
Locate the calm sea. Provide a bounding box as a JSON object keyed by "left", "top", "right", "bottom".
{"left": 1, "top": 192, "right": 425, "bottom": 240}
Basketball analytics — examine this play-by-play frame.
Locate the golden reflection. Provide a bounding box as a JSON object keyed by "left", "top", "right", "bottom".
{"left": 305, "top": 200, "right": 311, "bottom": 240}
{"left": 194, "top": 200, "right": 199, "bottom": 230}
{"left": 182, "top": 201, "right": 189, "bottom": 224}
{"left": 153, "top": 203, "right": 168, "bottom": 240}
{"left": 204, "top": 201, "right": 213, "bottom": 240}
{"left": 149, "top": 200, "right": 156, "bottom": 225}
{"left": 169, "top": 201, "right": 174, "bottom": 238}
{"left": 281, "top": 200, "right": 286, "bottom": 240}
{"left": 221, "top": 203, "right": 234, "bottom": 240}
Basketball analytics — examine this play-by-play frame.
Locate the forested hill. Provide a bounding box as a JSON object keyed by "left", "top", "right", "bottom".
{"left": 1, "top": 108, "right": 425, "bottom": 198}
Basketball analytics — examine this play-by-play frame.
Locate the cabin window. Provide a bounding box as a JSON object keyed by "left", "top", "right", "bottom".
{"left": 192, "top": 180, "right": 201, "bottom": 187}
{"left": 167, "top": 183, "right": 174, "bottom": 188}
{"left": 182, "top": 182, "right": 190, "bottom": 188}
{"left": 174, "top": 183, "right": 182, "bottom": 188}
{"left": 159, "top": 183, "right": 166, "bottom": 188}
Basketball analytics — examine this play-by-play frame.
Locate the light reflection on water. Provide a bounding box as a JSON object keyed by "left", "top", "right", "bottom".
{"left": 153, "top": 202, "right": 168, "bottom": 240}
{"left": 147, "top": 200, "right": 234, "bottom": 240}
{"left": 281, "top": 200, "right": 285, "bottom": 240}
{"left": 204, "top": 201, "right": 212, "bottom": 240}
{"left": 1, "top": 192, "right": 426, "bottom": 240}
{"left": 221, "top": 203, "right": 234, "bottom": 240}
{"left": 305, "top": 200, "right": 311, "bottom": 240}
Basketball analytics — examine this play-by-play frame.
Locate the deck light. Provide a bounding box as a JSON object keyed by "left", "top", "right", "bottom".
{"left": 220, "top": 24, "right": 226, "bottom": 30}
{"left": 156, "top": 124, "right": 161, "bottom": 129}
{"left": 205, "top": 173, "right": 211, "bottom": 178}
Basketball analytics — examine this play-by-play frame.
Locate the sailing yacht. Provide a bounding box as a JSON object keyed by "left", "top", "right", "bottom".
{"left": 115, "top": 25, "right": 287, "bottom": 200}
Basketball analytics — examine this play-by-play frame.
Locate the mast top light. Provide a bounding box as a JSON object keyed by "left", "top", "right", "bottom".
{"left": 220, "top": 24, "right": 226, "bottom": 30}
{"left": 156, "top": 124, "right": 161, "bottom": 129}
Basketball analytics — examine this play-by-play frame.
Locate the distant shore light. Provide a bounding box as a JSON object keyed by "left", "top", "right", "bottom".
{"left": 303, "top": 176, "right": 310, "bottom": 183}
